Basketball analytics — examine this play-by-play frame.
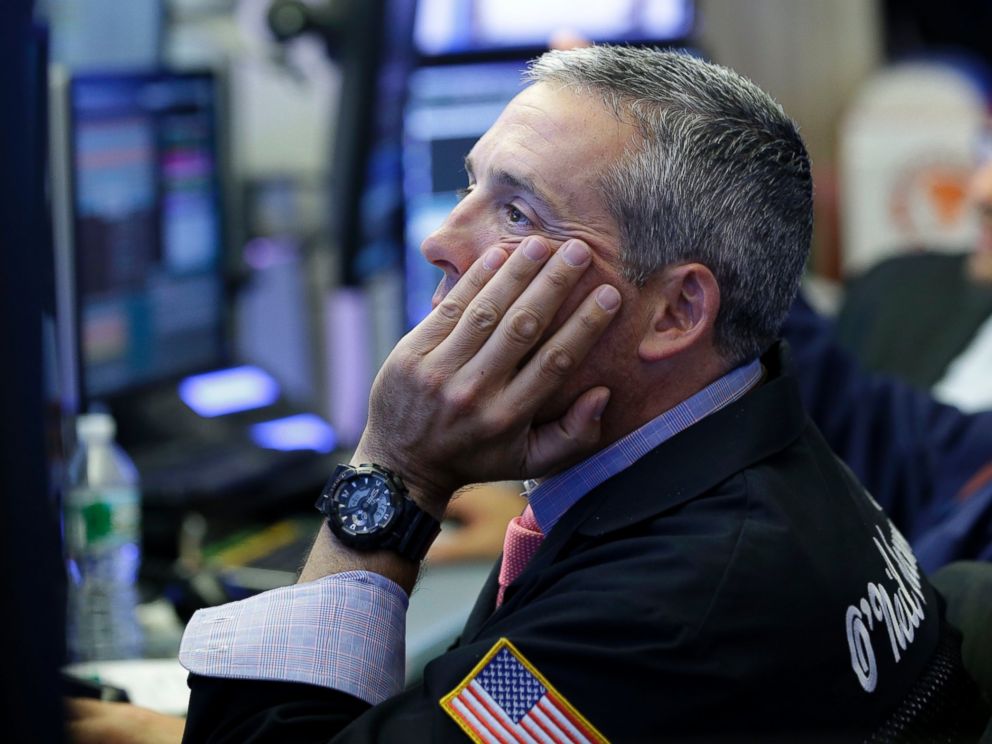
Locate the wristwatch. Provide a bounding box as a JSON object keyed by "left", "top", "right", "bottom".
{"left": 315, "top": 463, "right": 441, "bottom": 562}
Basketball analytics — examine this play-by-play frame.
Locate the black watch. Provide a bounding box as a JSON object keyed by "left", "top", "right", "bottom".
{"left": 315, "top": 463, "right": 441, "bottom": 562}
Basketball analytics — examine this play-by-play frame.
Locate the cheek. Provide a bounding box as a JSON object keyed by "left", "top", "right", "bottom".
{"left": 544, "top": 279, "right": 589, "bottom": 340}
{"left": 544, "top": 262, "right": 618, "bottom": 329}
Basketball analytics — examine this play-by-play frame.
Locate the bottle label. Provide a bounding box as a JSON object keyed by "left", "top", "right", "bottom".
{"left": 65, "top": 487, "right": 140, "bottom": 551}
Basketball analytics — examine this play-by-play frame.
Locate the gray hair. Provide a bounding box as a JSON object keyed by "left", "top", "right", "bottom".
{"left": 526, "top": 46, "right": 813, "bottom": 365}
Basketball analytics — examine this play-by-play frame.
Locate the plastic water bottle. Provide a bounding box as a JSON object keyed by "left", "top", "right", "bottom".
{"left": 64, "top": 413, "right": 144, "bottom": 661}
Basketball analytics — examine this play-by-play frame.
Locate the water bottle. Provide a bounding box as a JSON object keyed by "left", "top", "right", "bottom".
{"left": 64, "top": 413, "right": 144, "bottom": 661}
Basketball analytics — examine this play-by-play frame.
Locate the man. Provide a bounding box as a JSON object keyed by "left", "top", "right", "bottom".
{"left": 179, "top": 47, "right": 985, "bottom": 741}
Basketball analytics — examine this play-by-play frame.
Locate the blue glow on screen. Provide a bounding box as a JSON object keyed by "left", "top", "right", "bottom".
{"left": 250, "top": 414, "right": 337, "bottom": 453}
{"left": 178, "top": 365, "right": 280, "bottom": 417}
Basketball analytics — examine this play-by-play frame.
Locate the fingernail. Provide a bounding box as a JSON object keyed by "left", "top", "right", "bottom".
{"left": 596, "top": 285, "right": 621, "bottom": 311}
{"left": 592, "top": 390, "right": 611, "bottom": 421}
{"left": 522, "top": 237, "right": 549, "bottom": 261}
{"left": 562, "top": 240, "right": 590, "bottom": 267}
{"left": 483, "top": 247, "right": 506, "bottom": 270}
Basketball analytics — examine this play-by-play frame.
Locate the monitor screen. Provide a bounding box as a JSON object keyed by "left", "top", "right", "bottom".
{"left": 69, "top": 71, "right": 226, "bottom": 400}
{"left": 414, "top": 0, "right": 694, "bottom": 56}
{"left": 402, "top": 61, "right": 526, "bottom": 326}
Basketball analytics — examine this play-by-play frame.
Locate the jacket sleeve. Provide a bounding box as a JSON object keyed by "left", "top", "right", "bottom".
{"left": 781, "top": 292, "right": 992, "bottom": 540}
{"left": 183, "top": 675, "right": 372, "bottom": 743}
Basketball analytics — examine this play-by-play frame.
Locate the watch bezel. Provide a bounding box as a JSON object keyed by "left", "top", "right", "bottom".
{"left": 321, "top": 464, "right": 407, "bottom": 550}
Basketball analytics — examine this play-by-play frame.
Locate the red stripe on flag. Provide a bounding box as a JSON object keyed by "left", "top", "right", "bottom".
{"left": 471, "top": 681, "right": 543, "bottom": 744}
{"left": 523, "top": 709, "right": 567, "bottom": 744}
{"left": 449, "top": 696, "right": 500, "bottom": 744}
{"left": 464, "top": 684, "right": 532, "bottom": 744}
{"left": 460, "top": 686, "right": 517, "bottom": 744}
{"left": 545, "top": 691, "right": 598, "bottom": 739}
{"left": 453, "top": 692, "right": 507, "bottom": 744}
{"left": 539, "top": 696, "right": 588, "bottom": 743}
{"left": 528, "top": 703, "right": 576, "bottom": 744}
{"left": 520, "top": 713, "right": 554, "bottom": 741}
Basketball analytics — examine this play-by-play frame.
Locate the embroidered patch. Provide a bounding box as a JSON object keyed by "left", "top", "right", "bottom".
{"left": 440, "top": 637, "right": 609, "bottom": 744}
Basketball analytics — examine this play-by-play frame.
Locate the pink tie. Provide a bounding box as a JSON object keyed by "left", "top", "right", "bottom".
{"left": 496, "top": 505, "right": 545, "bottom": 607}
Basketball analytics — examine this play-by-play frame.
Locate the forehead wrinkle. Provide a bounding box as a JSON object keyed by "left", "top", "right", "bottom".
{"left": 467, "top": 140, "right": 572, "bottom": 219}
{"left": 508, "top": 99, "right": 565, "bottom": 141}
{"left": 487, "top": 165, "right": 563, "bottom": 216}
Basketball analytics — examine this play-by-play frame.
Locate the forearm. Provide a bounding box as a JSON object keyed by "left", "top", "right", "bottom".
{"left": 298, "top": 522, "right": 420, "bottom": 594}
{"left": 180, "top": 572, "right": 408, "bottom": 703}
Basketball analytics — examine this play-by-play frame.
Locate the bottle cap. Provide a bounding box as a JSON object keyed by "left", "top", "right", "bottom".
{"left": 76, "top": 413, "right": 116, "bottom": 442}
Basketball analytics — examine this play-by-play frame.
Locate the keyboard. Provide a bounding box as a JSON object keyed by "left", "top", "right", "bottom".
{"left": 134, "top": 441, "right": 308, "bottom": 500}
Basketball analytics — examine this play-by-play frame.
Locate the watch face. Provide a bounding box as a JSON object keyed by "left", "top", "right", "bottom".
{"left": 332, "top": 472, "right": 399, "bottom": 536}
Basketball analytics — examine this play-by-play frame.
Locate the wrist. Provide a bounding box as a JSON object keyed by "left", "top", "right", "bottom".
{"left": 350, "top": 442, "right": 452, "bottom": 521}
{"left": 299, "top": 523, "right": 420, "bottom": 594}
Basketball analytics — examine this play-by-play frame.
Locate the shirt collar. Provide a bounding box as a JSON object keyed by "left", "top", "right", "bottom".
{"left": 526, "top": 357, "right": 763, "bottom": 534}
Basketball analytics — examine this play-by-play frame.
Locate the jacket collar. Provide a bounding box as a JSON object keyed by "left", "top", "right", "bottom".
{"left": 461, "top": 341, "right": 807, "bottom": 639}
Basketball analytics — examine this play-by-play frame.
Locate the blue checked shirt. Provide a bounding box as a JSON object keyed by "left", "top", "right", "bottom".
{"left": 179, "top": 358, "right": 762, "bottom": 705}
{"left": 527, "top": 357, "right": 763, "bottom": 533}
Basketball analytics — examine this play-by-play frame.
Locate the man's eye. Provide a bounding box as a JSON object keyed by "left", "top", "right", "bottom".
{"left": 505, "top": 205, "right": 530, "bottom": 225}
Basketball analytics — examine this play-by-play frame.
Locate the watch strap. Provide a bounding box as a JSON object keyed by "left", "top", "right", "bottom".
{"left": 380, "top": 501, "right": 442, "bottom": 562}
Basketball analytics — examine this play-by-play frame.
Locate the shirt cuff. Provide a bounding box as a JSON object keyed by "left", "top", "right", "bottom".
{"left": 179, "top": 571, "right": 409, "bottom": 705}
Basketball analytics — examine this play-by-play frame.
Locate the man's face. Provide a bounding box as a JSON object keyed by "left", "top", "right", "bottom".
{"left": 419, "top": 83, "right": 650, "bottom": 426}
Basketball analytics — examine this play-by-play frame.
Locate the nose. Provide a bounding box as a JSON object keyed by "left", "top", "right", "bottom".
{"left": 419, "top": 200, "right": 481, "bottom": 279}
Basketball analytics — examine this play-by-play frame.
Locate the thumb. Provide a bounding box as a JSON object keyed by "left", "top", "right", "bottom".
{"left": 525, "top": 387, "right": 610, "bottom": 477}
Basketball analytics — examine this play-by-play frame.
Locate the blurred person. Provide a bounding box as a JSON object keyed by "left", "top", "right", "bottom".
{"left": 784, "top": 292, "right": 992, "bottom": 571}
{"left": 169, "top": 47, "right": 986, "bottom": 742}
{"left": 836, "top": 146, "right": 992, "bottom": 412}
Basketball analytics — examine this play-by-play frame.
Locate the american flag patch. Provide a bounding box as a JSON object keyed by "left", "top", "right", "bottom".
{"left": 440, "top": 638, "right": 609, "bottom": 744}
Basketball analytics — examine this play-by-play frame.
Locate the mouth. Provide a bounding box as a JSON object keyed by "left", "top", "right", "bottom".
{"left": 431, "top": 275, "right": 458, "bottom": 309}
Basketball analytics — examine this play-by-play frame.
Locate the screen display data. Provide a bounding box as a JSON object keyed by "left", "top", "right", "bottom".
{"left": 71, "top": 72, "right": 225, "bottom": 398}
{"left": 414, "top": 0, "right": 693, "bottom": 56}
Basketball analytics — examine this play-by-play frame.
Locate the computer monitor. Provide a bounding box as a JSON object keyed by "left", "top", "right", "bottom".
{"left": 65, "top": 71, "right": 227, "bottom": 403}
{"left": 402, "top": 61, "right": 527, "bottom": 326}
{"left": 414, "top": 0, "right": 694, "bottom": 57}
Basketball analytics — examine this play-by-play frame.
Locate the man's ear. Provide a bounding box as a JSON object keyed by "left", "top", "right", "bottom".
{"left": 638, "top": 263, "right": 720, "bottom": 362}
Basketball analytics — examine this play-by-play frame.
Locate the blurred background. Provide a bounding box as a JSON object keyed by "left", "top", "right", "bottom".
{"left": 3, "top": 0, "right": 992, "bottom": 737}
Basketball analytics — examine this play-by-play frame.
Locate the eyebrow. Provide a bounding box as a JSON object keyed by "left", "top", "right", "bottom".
{"left": 464, "top": 155, "right": 564, "bottom": 218}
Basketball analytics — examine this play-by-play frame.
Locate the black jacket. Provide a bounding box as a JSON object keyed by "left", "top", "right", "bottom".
{"left": 184, "top": 344, "right": 963, "bottom": 742}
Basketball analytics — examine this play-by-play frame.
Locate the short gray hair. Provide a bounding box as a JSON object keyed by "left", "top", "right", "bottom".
{"left": 526, "top": 46, "right": 813, "bottom": 365}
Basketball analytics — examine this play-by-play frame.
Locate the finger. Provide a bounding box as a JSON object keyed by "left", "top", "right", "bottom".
{"left": 525, "top": 386, "right": 611, "bottom": 476}
{"left": 406, "top": 246, "right": 509, "bottom": 355}
{"left": 430, "top": 236, "right": 556, "bottom": 368}
{"left": 465, "top": 238, "right": 594, "bottom": 374}
{"left": 506, "top": 282, "right": 621, "bottom": 404}
{"left": 65, "top": 697, "right": 104, "bottom": 719}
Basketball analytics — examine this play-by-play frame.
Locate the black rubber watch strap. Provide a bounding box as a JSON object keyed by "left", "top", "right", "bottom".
{"left": 382, "top": 504, "right": 442, "bottom": 562}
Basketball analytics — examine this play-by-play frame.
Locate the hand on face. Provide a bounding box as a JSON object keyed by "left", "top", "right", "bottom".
{"left": 355, "top": 235, "right": 621, "bottom": 518}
